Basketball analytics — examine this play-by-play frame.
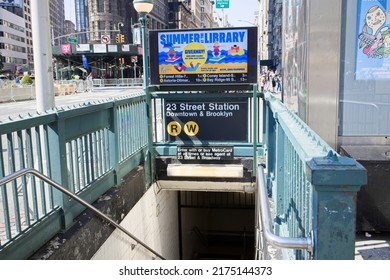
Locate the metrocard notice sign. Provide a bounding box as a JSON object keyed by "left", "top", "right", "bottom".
{"left": 149, "top": 27, "right": 258, "bottom": 85}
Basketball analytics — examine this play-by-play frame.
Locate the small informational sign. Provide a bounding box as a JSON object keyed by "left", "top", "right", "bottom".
{"left": 177, "top": 146, "right": 234, "bottom": 161}
{"left": 216, "top": 0, "right": 230, "bottom": 8}
{"left": 122, "top": 44, "right": 130, "bottom": 52}
{"left": 165, "top": 99, "right": 248, "bottom": 141}
{"left": 108, "top": 45, "right": 118, "bottom": 52}
{"left": 76, "top": 44, "right": 91, "bottom": 52}
{"left": 133, "top": 27, "right": 141, "bottom": 44}
{"left": 149, "top": 27, "right": 258, "bottom": 85}
{"left": 67, "top": 37, "right": 77, "bottom": 44}
{"left": 93, "top": 44, "right": 107, "bottom": 53}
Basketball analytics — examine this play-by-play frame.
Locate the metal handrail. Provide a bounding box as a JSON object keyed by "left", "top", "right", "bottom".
{"left": 0, "top": 168, "right": 165, "bottom": 260}
{"left": 257, "top": 166, "right": 313, "bottom": 255}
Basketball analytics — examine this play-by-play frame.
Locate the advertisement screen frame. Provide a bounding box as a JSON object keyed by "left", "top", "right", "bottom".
{"left": 149, "top": 27, "right": 258, "bottom": 86}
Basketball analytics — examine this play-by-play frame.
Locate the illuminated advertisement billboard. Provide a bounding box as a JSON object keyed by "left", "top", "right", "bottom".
{"left": 149, "top": 27, "right": 258, "bottom": 85}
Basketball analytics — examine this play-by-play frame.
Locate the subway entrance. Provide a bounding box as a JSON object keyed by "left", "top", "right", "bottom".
{"left": 179, "top": 191, "right": 255, "bottom": 260}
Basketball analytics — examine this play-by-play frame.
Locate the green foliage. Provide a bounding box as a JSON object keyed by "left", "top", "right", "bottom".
{"left": 20, "top": 75, "right": 33, "bottom": 85}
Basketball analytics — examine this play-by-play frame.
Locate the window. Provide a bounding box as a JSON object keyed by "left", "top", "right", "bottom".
{"left": 97, "top": 0, "right": 104, "bottom": 13}
{"left": 98, "top": 21, "right": 105, "bottom": 30}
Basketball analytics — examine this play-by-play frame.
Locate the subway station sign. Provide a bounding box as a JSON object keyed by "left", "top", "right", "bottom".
{"left": 149, "top": 27, "right": 258, "bottom": 86}
{"left": 165, "top": 99, "right": 248, "bottom": 141}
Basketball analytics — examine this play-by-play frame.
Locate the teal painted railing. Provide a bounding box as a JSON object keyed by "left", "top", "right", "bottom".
{"left": 1, "top": 88, "right": 367, "bottom": 260}
{"left": 262, "top": 92, "right": 367, "bottom": 260}
{"left": 0, "top": 93, "right": 147, "bottom": 259}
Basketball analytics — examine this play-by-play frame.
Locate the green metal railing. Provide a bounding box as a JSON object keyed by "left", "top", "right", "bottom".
{"left": 262, "top": 92, "right": 367, "bottom": 260}
{"left": 0, "top": 168, "right": 164, "bottom": 260}
{"left": 1, "top": 87, "right": 368, "bottom": 260}
{"left": 0, "top": 93, "right": 147, "bottom": 259}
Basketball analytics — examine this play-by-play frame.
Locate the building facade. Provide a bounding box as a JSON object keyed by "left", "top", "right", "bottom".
{"left": 75, "top": 0, "right": 89, "bottom": 43}
{"left": 199, "top": 0, "right": 214, "bottom": 29}
{"left": 86, "top": 0, "right": 126, "bottom": 43}
{"left": 0, "top": 1, "right": 27, "bottom": 74}
{"left": 0, "top": 0, "right": 65, "bottom": 75}
{"left": 49, "top": 0, "right": 65, "bottom": 43}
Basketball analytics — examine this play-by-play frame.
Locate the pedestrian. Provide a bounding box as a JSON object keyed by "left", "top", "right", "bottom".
{"left": 265, "top": 77, "right": 271, "bottom": 91}
{"left": 260, "top": 75, "right": 266, "bottom": 91}
{"left": 276, "top": 75, "right": 282, "bottom": 92}
{"left": 271, "top": 76, "right": 276, "bottom": 93}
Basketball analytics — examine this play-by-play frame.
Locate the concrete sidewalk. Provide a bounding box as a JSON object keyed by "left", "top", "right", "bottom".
{"left": 355, "top": 232, "right": 390, "bottom": 260}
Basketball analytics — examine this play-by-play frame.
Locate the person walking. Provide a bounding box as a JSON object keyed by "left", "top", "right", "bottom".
{"left": 276, "top": 75, "right": 282, "bottom": 93}
{"left": 271, "top": 76, "right": 276, "bottom": 93}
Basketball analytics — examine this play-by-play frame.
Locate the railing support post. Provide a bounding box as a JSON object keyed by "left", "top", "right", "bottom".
{"left": 263, "top": 99, "right": 276, "bottom": 193}
{"left": 252, "top": 84, "right": 258, "bottom": 178}
{"left": 47, "top": 117, "right": 73, "bottom": 228}
{"left": 306, "top": 151, "right": 367, "bottom": 259}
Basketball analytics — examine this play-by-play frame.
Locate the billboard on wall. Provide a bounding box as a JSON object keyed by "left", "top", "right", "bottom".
{"left": 149, "top": 27, "right": 258, "bottom": 85}
{"left": 356, "top": 0, "right": 390, "bottom": 80}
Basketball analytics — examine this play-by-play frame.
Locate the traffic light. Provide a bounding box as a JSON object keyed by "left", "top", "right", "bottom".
{"left": 116, "top": 34, "right": 125, "bottom": 43}
{"left": 119, "top": 58, "right": 125, "bottom": 65}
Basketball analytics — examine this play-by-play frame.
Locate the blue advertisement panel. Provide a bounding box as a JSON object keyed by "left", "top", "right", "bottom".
{"left": 149, "top": 27, "right": 258, "bottom": 85}
{"left": 356, "top": 0, "right": 390, "bottom": 79}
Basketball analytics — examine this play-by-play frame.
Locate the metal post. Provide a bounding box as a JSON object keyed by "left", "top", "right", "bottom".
{"left": 140, "top": 13, "right": 154, "bottom": 187}
{"left": 306, "top": 152, "right": 367, "bottom": 259}
{"left": 31, "top": 0, "right": 55, "bottom": 112}
{"left": 252, "top": 84, "right": 258, "bottom": 178}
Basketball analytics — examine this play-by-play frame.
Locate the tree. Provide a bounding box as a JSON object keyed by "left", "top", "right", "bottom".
{"left": 20, "top": 74, "right": 33, "bottom": 85}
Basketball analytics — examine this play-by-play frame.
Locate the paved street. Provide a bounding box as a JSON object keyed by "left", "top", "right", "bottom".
{"left": 0, "top": 86, "right": 144, "bottom": 122}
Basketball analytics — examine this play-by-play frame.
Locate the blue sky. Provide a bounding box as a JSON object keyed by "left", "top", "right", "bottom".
{"left": 64, "top": 0, "right": 75, "bottom": 23}
{"left": 214, "top": 0, "right": 259, "bottom": 27}
{"left": 65, "top": 0, "right": 259, "bottom": 27}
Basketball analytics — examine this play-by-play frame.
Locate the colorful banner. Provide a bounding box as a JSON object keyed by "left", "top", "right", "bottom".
{"left": 82, "top": 54, "right": 89, "bottom": 70}
{"left": 150, "top": 27, "right": 257, "bottom": 85}
{"left": 356, "top": 0, "right": 390, "bottom": 79}
{"left": 61, "top": 44, "right": 71, "bottom": 54}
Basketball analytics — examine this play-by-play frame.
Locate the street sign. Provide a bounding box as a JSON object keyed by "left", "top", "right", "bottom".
{"left": 101, "top": 35, "right": 110, "bottom": 44}
{"left": 67, "top": 37, "right": 77, "bottom": 44}
{"left": 216, "top": 0, "right": 229, "bottom": 8}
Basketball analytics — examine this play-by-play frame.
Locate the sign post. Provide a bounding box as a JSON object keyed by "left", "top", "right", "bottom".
{"left": 215, "top": 0, "right": 229, "bottom": 26}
